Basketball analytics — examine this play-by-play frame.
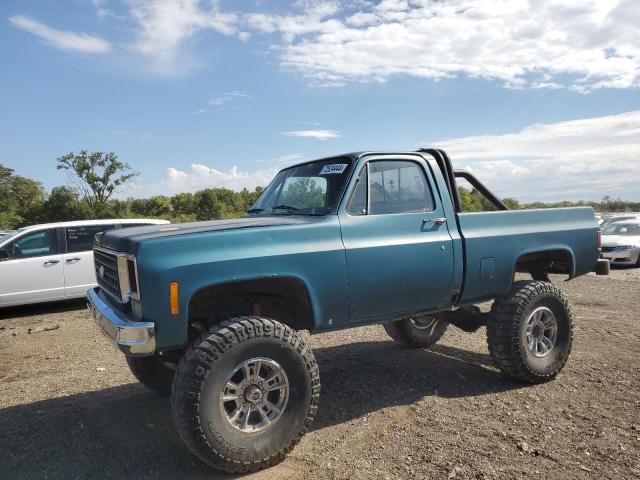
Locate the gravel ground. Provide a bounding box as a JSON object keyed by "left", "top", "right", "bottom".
{"left": 1, "top": 268, "right": 639, "bottom": 480}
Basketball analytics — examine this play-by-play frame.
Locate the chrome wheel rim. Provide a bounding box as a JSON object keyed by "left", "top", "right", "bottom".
{"left": 409, "top": 316, "right": 440, "bottom": 335}
{"left": 220, "top": 357, "right": 289, "bottom": 433}
{"left": 525, "top": 306, "right": 558, "bottom": 358}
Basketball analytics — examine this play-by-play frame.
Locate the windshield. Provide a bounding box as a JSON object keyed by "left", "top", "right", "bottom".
{"left": 602, "top": 223, "right": 640, "bottom": 236}
{"left": 601, "top": 216, "right": 636, "bottom": 226}
{"left": 0, "top": 229, "right": 22, "bottom": 245}
{"left": 248, "top": 158, "right": 353, "bottom": 215}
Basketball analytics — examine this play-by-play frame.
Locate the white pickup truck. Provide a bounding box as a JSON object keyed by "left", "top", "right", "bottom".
{"left": 0, "top": 219, "right": 168, "bottom": 307}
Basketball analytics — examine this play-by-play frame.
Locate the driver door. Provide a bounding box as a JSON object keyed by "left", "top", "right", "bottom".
{"left": 339, "top": 158, "right": 455, "bottom": 321}
{"left": 0, "top": 228, "right": 64, "bottom": 306}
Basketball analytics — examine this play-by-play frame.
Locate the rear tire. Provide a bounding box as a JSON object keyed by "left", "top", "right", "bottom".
{"left": 126, "top": 354, "right": 175, "bottom": 396}
{"left": 171, "top": 316, "right": 320, "bottom": 474}
{"left": 487, "top": 281, "right": 573, "bottom": 383}
{"left": 383, "top": 314, "right": 448, "bottom": 348}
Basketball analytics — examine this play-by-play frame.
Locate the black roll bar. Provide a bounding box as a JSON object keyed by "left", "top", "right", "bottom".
{"left": 453, "top": 169, "right": 509, "bottom": 211}
{"left": 418, "top": 148, "right": 462, "bottom": 212}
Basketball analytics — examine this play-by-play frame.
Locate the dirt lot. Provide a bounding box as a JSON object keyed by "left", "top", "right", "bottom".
{"left": 1, "top": 269, "right": 639, "bottom": 480}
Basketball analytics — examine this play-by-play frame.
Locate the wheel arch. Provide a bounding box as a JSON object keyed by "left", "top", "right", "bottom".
{"left": 186, "top": 276, "right": 317, "bottom": 333}
{"left": 514, "top": 247, "right": 576, "bottom": 279}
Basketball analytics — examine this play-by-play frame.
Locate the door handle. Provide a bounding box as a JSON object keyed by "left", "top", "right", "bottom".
{"left": 66, "top": 257, "right": 81, "bottom": 263}
{"left": 423, "top": 217, "right": 447, "bottom": 225}
{"left": 43, "top": 259, "right": 60, "bottom": 265}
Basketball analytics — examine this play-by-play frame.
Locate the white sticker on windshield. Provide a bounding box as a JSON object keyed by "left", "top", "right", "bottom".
{"left": 319, "top": 164, "right": 348, "bottom": 175}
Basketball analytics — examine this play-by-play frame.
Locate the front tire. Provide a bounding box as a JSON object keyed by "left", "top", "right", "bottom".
{"left": 383, "top": 314, "right": 448, "bottom": 348}
{"left": 171, "top": 317, "right": 320, "bottom": 474}
{"left": 126, "top": 354, "right": 175, "bottom": 396}
{"left": 487, "top": 281, "right": 573, "bottom": 383}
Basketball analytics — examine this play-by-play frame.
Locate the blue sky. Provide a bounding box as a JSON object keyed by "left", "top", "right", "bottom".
{"left": 1, "top": 0, "right": 639, "bottom": 201}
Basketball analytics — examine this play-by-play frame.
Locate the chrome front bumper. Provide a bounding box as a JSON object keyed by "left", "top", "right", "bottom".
{"left": 87, "top": 288, "right": 155, "bottom": 356}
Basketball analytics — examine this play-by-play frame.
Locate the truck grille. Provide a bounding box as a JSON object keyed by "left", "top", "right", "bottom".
{"left": 94, "top": 248, "right": 121, "bottom": 300}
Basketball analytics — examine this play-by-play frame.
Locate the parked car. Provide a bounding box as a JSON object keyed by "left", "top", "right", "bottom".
{"left": 600, "top": 213, "right": 640, "bottom": 227}
{"left": 0, "top": 219, "right": 169, "bottom": 307}
{"left": 600, "top": 220, "right": 640, "bottom": 267}
{"left": 0, "top": 230, "right": 16, "bottom": 241}
{"left": 87, "top": 149, "right": 608, "bottom": 473}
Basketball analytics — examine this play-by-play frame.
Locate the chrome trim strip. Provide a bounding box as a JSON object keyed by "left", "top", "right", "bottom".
{"left": 117, "top": 255, "right": 130, "bottom": 301}
{"left": 87, "top": 287, "right": 155, "bottom": 356}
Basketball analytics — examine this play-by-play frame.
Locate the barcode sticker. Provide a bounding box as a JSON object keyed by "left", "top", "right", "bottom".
{"left": 319, "top": 164, "right": 348, "bottom": 175}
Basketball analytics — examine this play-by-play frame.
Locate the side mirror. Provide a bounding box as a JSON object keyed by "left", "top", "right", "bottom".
{"left": 0, "top": 249, "right": 8, "bottom": 261}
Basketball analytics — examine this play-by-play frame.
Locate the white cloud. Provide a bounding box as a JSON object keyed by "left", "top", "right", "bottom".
{"left": 192, "top": 91, "right": 251, "bottom": 114}
{"left": 126, "top": 0, "right": 238, "bottom": 74}
{"left": 282, "top": 129, "right": 341, "bottom": 140}
{"left": 428, "top": 111, "right": 640, "bottom": 201}
{"left": 119, "top": 163, "right": 278, "bottom": 197}
{"left": 9, "top": 15, "right": 111, "bottom": 54}
{"left": 256, "top": 153, "right": 307, "bottom": 164}
{"left": 164, "top": 164, "right": 277, "bottom": 192}
{"left": 208, "top": 96, "right": 233, "bottom": 107}
{"left": 247, "top": 0, "right": 640, "bottom": 91}
{"left": 18, "top": 1, "right": 639, "bottom": 90}
{"left": 91, "top": 0, "right": 115, "bottom": 18}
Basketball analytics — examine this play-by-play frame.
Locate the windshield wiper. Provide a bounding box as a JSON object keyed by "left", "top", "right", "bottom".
{"left": 272, "top": 205, "right": 299, "bottom": 211}
{"left": 246, "top": 208, "right": 265, "bottom": 214}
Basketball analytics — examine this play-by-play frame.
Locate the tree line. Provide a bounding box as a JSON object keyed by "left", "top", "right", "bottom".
{"left": 0, "top": 152, "right": 263, "bottom": 230}
{"left": 1, "top": 151, "right": 638, "bottom": 230}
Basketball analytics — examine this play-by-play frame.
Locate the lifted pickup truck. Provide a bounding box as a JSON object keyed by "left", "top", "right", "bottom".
{"left": 88, "top": 149, "right": 609, "bottom": 473}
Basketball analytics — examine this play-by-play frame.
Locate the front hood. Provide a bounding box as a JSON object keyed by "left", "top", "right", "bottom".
{"left": 97, "top": 215, "right": 324, "bottom": 252}
{"left": 601, "top": 235, "right": 640, "bottom": 247}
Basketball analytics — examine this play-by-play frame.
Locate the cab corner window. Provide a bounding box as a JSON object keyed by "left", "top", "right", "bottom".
{"left": 7, "top": 229, "right": 58, "bottom": 259}
{"left": 368, "top": 161, "right": 434, "bottom": 215}
{"left": 66, "top": 225, "right": 116, "bottom": 253}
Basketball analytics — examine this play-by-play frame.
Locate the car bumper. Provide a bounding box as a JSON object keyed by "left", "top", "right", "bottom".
{"left": 601, "top": 249, "right": 639, "bottom": 265}
{"left": 87, "top": 288, "right": 156, "bottom": 356}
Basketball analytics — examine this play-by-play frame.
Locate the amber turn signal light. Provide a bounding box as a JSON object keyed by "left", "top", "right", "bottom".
{"left": 169, "top": 281, "right": 179, "bottom": 315}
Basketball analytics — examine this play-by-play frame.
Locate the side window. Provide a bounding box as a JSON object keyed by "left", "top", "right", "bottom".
{"left": 7, "top": 229, "right": 58, "bottom": 259}
{"left": 368, "top": 161, "right": 435, "bottom": 215}
{"left": 347, "top": 167, "right": 368, "bottom": 215}
{"left": 66, "top": 225, "right": 116, "bottom": 253}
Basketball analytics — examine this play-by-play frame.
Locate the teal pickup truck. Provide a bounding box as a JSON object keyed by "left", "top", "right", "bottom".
{"left": 88, "top": 149, "right": 609, "bottom": 473}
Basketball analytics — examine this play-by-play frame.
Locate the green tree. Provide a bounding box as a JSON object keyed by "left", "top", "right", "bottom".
{"left": 0, "top": 164, "right": 45, "bottom": 228}
{"left": 501, "top": 197, "right": 521, "bottom": 210}
{"left": 171, "top": 192, "right": 196, "bottom": 216}
{"left": 56, "top": 151, "right": 138, "bottom": 215}
{"left": 37, "top": 186, "right": 91, "bottom": 222}
{"left": 130, "top": 196, "right": 172, "bottom": 218}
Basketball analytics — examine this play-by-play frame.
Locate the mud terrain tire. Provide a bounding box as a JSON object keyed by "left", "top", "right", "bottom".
{"left": 171, "top": 316, "right": 320, "bottom": 474}
{"left": 487, "top": 280, "right": 573, "bottom": 383}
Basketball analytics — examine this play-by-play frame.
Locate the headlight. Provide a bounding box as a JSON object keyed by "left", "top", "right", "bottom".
{"left": 614, "top": 245, "right": 633, "bottom": 251}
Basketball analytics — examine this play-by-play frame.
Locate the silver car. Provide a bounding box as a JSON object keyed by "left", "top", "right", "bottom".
{"left": 600, "top": 220, "right": 640, "bottom": 267}
{"left": 600, "top": 214, "right": 640, "bottom": 228}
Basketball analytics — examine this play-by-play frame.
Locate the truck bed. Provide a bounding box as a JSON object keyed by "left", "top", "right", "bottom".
{"left": 456, "top": 207, "right": 599, "bottom": 304}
